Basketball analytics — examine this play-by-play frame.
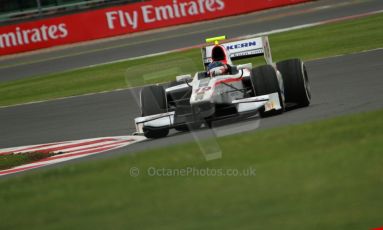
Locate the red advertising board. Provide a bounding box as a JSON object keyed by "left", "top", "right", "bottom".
{"left": 0, "top": 0, "right": 310, "bottom": 56}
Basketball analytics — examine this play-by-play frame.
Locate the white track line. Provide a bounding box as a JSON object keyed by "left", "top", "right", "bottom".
{"left": 0, "top": 136, "right": 137, "bottom": 154}
{"left": 0, "top": 135, "right": 146, "bottom": 176}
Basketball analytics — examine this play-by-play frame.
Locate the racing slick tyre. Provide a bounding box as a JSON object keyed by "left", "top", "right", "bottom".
{"left": 140, "top": 85, "right": 169, "bottom": 138}
{"left": 251, "top": 65, "right": 285, "bottom": 117}
{"left": 277, "top": 59, "right": 311, "bottom": 108}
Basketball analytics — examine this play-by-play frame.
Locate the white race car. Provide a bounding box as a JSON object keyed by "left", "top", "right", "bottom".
{"left": 134, "top": 36, "right": 311, "bottom": 138}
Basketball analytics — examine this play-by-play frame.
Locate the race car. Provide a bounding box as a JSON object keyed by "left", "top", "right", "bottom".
{"left": 134, "top": 35, "right": 311, "bottom": 138}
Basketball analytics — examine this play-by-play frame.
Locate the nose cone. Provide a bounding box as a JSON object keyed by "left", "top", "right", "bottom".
{"left": 192, "top": 102, "right": 215, "bottom": 119}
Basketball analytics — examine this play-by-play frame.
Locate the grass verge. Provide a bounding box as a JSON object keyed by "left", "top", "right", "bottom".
{"left": 0, "top": 109, "right": 382, "bottom": 229}
{"left": 0, "top": 152, "right": 59, "bottom": 170}
{"left": 0, "top": 13, "right": 383, "bottom": 106}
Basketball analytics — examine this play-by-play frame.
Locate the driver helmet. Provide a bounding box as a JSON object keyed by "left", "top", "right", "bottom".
{"left": 207, "top": 61, "right": 228, "bottom": 77}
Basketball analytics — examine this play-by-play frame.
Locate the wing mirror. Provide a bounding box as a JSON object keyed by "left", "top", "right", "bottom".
{"left": 237, "top": 63, "right": 253, "bottom": 70}
{"left": 176, "top": 74, "right": 192, "bottom": 83}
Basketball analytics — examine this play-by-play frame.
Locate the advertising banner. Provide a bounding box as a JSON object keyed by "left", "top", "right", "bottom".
{"left": 0, "top": 0, "right": 310, "bottom": 55}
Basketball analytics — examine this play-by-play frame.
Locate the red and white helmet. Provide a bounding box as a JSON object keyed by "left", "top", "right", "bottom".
{"left": 207, "top": 61, "right": 228, "bottom": 77}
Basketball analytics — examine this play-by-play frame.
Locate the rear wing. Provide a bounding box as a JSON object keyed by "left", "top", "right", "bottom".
{"left": 202, "top": 36, "right": 273, "bottom": 68}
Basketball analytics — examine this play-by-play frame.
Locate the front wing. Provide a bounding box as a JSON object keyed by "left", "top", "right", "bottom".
{"left": 134, "top": 93, "right": 281, "bottom": 135}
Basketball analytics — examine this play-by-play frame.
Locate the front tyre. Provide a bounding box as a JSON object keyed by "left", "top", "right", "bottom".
{"left": 277, "top": 59, "right": 311, "bottom": 108}
{"left": 251, "top": 65, "right": 284, "bottom": 117}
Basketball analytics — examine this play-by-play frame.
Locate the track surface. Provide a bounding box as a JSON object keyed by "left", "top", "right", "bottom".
{"left": 1, "top": 0, "right": 383, "bottom": 82}
{"left": 1, "top": 50, "right": 383, "bottom": 154}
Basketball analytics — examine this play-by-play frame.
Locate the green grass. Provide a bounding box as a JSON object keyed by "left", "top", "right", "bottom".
{"left": 0, "top": 152, "right": 60, "bottom": 170}
{"left": 0, "top": 109, "right": 382, "bottom": 229}
{"left": 1, "top": 13, "right": 383, "bottom": 106}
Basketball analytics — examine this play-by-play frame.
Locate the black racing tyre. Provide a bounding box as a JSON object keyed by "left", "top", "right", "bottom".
{"left": 251, "top": 65, "right": 284, "bottom": 117}
{"left": 277, "top": 59, "right": 311, "bottom": 107}
{"left": 140, "top": 85, "right": 169, "bottom": 138}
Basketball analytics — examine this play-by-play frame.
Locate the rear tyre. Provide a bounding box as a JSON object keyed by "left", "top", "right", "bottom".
{"left": 251, "top": 65, "right": 284, "bottom": 117}
{"left": 140, "top": 85, "right": 169, "bottom": 138}
{"left": 277, "top": 59, "right": 311, "bottom": 108}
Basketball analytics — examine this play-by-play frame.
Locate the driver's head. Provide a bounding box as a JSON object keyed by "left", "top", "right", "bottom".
{"left": 207, "top": 61, "right": 228, "bottom": 77}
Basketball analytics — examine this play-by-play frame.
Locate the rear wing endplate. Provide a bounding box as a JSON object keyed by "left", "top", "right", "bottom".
{"left": 202, "top": 36, "right": 273, "bottom": 68}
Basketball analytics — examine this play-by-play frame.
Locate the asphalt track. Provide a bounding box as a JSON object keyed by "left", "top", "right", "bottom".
{"left": 1, "top": 49, "right": 383, "bottom": 155}
{"left": 1, "top": 0, "right": 383, "bottom": 82}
